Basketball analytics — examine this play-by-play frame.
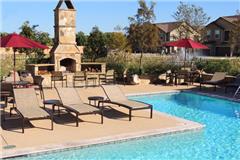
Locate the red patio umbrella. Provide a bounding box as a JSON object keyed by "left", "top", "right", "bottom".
{"left": 164, "top": 38, "right": 208, "bottom": 67}
{"left": 0, "top": 33, "right": 48, "bottom": 82}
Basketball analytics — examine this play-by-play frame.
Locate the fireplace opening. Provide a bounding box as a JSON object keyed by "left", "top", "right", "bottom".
{"left": 60, "top": 58, "right": 76, "bottom": 72}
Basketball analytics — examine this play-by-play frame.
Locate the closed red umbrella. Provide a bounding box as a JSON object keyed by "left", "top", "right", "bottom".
{"left": 0, "top": 33, "right": 48, "bottom": 82}
{"left": 164, "top": 38, "right": 208, "bottom": 67}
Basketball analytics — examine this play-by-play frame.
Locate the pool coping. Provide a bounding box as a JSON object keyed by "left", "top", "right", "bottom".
{"left": 184, "top": 90, "right": 240, "bottom": 103}
{"left": 127, "top": 90, "right": 240, "bottom": 103}
{"left": 2, "top": 91, "right": 205, "bottom": 159}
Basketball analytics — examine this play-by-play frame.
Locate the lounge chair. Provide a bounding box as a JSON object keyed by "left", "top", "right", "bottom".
{"left": 56, "top": 88, "right": 103, "bottom": 126}
{"left": 233, "top": 86, "right": 240, "bottom": 98}
{"left": 225, "top": 75, "right": 240, "bottom": 93}
{"left": 12, "top": 88, "right": 53, "bottom": 133}
{"left": 33, "top": 76, "right": 44, "bottom": 99}
{"left": 200, "top": 72, "right": 226, "bottom": 91}
{"left": 100, "top": 85, "right": 153, "bottom": 121}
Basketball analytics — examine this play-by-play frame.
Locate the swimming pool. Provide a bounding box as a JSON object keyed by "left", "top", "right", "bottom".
{"left": 13, "top": 92, "right": 240, "bottom": 160}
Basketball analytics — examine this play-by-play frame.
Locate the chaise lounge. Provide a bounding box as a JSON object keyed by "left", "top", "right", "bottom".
{"left": 56, "top": 87, "right": 103, "bottom": 126}
{"left": 225, "top": 74, "right": 240, "bottom": 94}
{"left": 200, "top": 72, "right": 226, "bottom": 91}
{"left": 12, "top": 88, "right": 53, "bottom": 133}
{"left": 100, "top": 85, "right": 153, "bottom": 121}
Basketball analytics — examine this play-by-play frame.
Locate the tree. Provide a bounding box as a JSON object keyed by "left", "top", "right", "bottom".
{"left": 19, "top": 21, "right": 53, "bottom": 46}
{"left": 18, "top": 21, "right": 53, "bottom": 63}
{"left": 37, "top": 32, "right": 53, "bottom": 46}
{"left": 0, "top": 32, "right": 8, "bottom": 37}
{"left": 113, "top": 25, "right": 124, "bottom": 32}
{"left": 127, "top": 0, "right": 160, "bottom": 74}
{"left": 105, "top": 32, "right": 129, "bottom": 52}
{"left": 19, "top": 21, "right": 38, "bottom": 41}
{"left": 76, "top": 31, "right": 87, "bottom": 46}
{"left": 83, "top": 26, "right": 107, "bottom": 62}
{"left": 229, "top": 11, "right": 240, "bottom": 57}
{"left": 173, "top": 2, "right": 210, "bottom": 40}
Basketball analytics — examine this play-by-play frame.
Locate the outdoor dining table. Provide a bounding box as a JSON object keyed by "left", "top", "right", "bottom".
{"left": 173, "top": 70, "right": 200, "bottom": 86}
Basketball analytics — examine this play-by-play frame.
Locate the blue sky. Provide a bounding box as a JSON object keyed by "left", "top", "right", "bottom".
{"left": 1, "top": 0, "right": 239, "bottom": 37}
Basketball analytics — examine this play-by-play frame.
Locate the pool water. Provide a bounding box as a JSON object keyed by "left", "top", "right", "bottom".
{"left": 14, "top": 92, "right": 240, "bottom": 160}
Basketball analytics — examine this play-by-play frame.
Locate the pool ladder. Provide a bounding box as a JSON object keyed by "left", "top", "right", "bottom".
{"left": 234, "top": 86, "right": 240, "bottom": 98}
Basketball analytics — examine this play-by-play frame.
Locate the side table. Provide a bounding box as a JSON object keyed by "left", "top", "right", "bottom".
{"left": 88, "top": 96, "right": 104, "bottom": 107}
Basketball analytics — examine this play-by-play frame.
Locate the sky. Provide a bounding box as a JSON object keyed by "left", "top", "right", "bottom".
{"left": 1, "top": 0, "right": 240, "bottom": 37}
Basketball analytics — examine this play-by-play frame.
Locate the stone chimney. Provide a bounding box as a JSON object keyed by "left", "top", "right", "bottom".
{"left": 50, "top": 0, "right": 81, "bottom": 72}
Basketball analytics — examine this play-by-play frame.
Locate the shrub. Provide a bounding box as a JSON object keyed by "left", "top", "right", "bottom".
{"left": 106, "top": 51, "right": 132, "bottom": 77}
{"left": 0, "top": 54, "right": 25, "bottom": 77}
{"left": 106, "top": 54, "right": 182, "bottom": 78}
{"left": 26, "top": 51, "right": 50, "bottom": 64}
{"left": 105, "top": 55, "right": 240, "bottom": 79}
{"left": 143, "top": 61, "right": 167, "bottom": 76}
{"left": 127, "top": 63, "right": 139, "bottom": 75}
{"left": 195, "top": 58, "right": 240, "bottom": 76}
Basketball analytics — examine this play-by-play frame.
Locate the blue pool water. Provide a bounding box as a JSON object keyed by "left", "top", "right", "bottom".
{"left": 14, "top": 92, "right": 240, "bottom": 160}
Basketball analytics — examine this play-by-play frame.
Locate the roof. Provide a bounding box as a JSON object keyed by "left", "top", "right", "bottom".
{"left": 55, "top": 0, "right": 75, "bottom": 10}
{"left": 206, "top": 15, "right": 240, "bottom": 29}
{"left": 222, "top": 15, "right": 240, "bottom": 24}
{"left": 155, "top": 21, "right": 183, "bottom": 33}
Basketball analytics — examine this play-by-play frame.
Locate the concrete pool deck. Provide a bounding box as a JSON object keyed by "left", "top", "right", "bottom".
{"left": 1, "top": 83, "right": 233, "bottom": 158}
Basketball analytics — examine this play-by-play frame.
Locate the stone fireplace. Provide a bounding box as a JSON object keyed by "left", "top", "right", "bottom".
{"left": 25, "top": 0, "right": 107, "bottom": 87}
{"left": 60, "top": 58, "right": 76, "bottom": 72}
{"left": 50, "top": 0, "right": 81, "bottom": 72}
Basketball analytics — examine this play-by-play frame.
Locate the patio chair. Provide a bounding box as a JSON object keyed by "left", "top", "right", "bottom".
{"left": 200, "top": 72, "right": 226, "bottom": 91}
{"left": 100, "top": 85, "right": 153, "bottom": 121}
{"left": 98, "top": 69, "right": 116, "bottom": 85}
{"left": 175, "top": 69, "right": 190, "bottom": 86}
{"left": 11, "top": 88, "right": 53, "bottom": 133}
{"left": 1, "top": 82, "right": 13, "bottom": 99}
{"left": 1, "top": 82, "right": 14, "bottom": 104}
{"left": 56, "top": 87, "right": 103, "bottom": 126}
{"left": 85, "top": 72, "right": 98, "bottom": 87}
{"left": 159, "top": 70, "right": 172, "bottom": 85}
{"left": 105, "top": 70, "right": 115, "bottom": 84}
{"left": 225, "top": 74, "right": 240, "bottom": 94}
{"left": 73, "top": 71, "right": 86, "bottom": 88}
{"left": 1, "top": 82, "right": 14, "bottom": 119}
{"left": 51, "top": 71, "right": 67, "bottom": 88}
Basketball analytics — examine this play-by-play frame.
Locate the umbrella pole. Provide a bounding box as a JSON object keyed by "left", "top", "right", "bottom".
{"left": 184, "top": 48, "right": 187, "bottom": 69}
{"left": 13, "top": 48, "right": 16, "bottom": 83}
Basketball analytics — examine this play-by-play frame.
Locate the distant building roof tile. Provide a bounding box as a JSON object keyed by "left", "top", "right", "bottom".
{"left": 221, "top": 15, "right": 240, "bottom": 24}
{"left": 155, "top": 21, "right": 183, "bottom": 33}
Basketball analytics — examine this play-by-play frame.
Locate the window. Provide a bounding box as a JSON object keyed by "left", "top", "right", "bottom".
{"left": 215, "top": 30, "right": 220, "bottom": 39}
{"left": 207, "top": 30, "right": 211, "bottom": 38}
{"left": 160, "top": 33, "right": 165, "bottom": 41}
{"left": 224, "top": 31, "right": 230, "bottom": 41}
